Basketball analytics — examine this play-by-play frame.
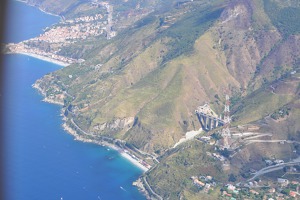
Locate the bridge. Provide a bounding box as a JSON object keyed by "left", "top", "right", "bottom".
{"left": 195, "top": 104, "right": 225, "bottom": 131}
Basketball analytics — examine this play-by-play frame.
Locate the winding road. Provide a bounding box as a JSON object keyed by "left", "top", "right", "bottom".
{"left": 248, "top": 156, "right": 300, "bottom": 181}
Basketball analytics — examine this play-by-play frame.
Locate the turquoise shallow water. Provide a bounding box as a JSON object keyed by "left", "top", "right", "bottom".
{"left": 3, "top": 1, "right": 145, "bottom": 200}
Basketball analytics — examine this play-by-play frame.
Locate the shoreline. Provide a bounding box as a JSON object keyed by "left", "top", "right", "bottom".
{"left": 28, "top": 47, "right": 150, "bottom": 172}
{"left": 14, "top": 0, "right": 151, "bottom": 198}
{"left": 61, "top": 122, "right": 148, "bottom": 172}
{"left": 33, "top": 81, "right": 150, "bottom": 172}
{"left": 7, "top": 52, "right": 69, "bottom": 67}
{"left": 120, "top": 151, "right": 148, "bottom": 172}
{"left": 16, "top": 0, "right": 63, "bottom": 20}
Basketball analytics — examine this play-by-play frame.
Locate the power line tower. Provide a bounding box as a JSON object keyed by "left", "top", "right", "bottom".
{"left": 221, "top": 94, "right": 231, "bottom": 149}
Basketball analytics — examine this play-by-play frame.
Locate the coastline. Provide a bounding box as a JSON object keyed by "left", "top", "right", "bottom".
{"left": 133, "top": 178, "right": 152, "bottom": 200}
{"left": 25, "top": 37, "right": 151, "bottom": 177}
{"left": 32, "top": 58, "right": 155, "bottom": 198}
{"left": 120, "top": 151, "right": 148, "bottom": 172}
{"left": 32, "top": 81, "right": 149, "bottom": 172}
{"left": 11, "top": 1, "right": 151, "bottom": 199}
{"left": 62, "top": 122, "right": 149, "bottom": 172}
{"left": 7, "top": 52, "right": 69, "bottom": 67}
{"left": 16, "top": 0, "right": 63, "bottom": 20}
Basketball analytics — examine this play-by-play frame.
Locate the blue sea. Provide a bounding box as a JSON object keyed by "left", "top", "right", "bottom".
{"left": 3, "top": 1, "right": 145, "bottom": 200}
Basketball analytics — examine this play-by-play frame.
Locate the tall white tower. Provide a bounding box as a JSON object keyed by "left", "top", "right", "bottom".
{"left": 222, "top": 95, "right": 231, "bottom": 149}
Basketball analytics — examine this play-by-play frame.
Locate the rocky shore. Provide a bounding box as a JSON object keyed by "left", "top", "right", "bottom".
{"left": 133, "top": 178, "right": 152, "bottom": 200}
{"left": 20, "top": 0, "right": 153, "bottom": 196}
{"left": 62, "top": 120, "right": 149, "bottom": 172}
{"left": 32, "top": 82, "right": 64, "bottom": 106}
{"left": 33, "top": 78, "right": 150, "bottom": 172}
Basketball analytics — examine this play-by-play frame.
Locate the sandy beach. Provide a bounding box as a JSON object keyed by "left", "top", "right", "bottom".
{"left": 62, "top": 122, "right": 149, "bottom": 172}
{"left": 120, "top": 152, "right": 148, "bottom": 172}
{"left": 9, "top": 52, "right": 69, "bottom": 67}
{"left": 29, "top": 54, "right": 150, "bottom": 173}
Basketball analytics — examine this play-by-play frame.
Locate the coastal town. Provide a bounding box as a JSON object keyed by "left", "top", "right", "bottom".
{"left": 4, "top": 0, "right": 300, "bottom": 199}
{"left": 8, "top": 0, "right": 155, "bottom": 175}
{"left": 4, "top": 1, "right": 116, "bottom": 66}
{"left": 40, "top": 14, "right": 106, "bottom": 43}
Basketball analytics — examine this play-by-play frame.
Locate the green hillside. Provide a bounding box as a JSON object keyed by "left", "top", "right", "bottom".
{"left": 30, "top": 0, "right": 300, "bottom": 198}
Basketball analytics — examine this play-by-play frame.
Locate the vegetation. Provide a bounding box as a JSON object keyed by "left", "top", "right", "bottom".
{"left": 31, "top": 0, "right": 300, "bottom": 197}
{"left": 264, "top": 0, "right": 300, "bottom": 37}
{"left": 228, "top": 174, "right": 236, "bottom": 182}
{"left": 144, "top": 141, "right": 225, "bottom": 199}
{"left": 231, "top": 84, "right": 294, "bottom": 125}
{"left": 161, "top": 7, "right": 224, "bottom": 63}
{"left": 270, "top": 106, "right": 291, "bottom": 120}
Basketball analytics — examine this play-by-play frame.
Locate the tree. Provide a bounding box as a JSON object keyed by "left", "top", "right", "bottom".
{"left": 228, "top": 174, "right": 236, "bottom": 182}
{"left": 219, "top": 148, "right": 230, "bottom": 158}
{"left": 281, "top": 188, "right": 290, "bottom": 195}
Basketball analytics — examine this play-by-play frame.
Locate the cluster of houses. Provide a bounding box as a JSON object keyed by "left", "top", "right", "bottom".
{"left": 38, "top": 19, "right": 107, "bottom": 43}
{"left": 63, "top": 14, "right": 104, "bottom": 24}
{"left": 211, "top": 152, "right": 226, "bottom": 162}
{"left": 6, "top": 4, "right": 116, "bottom": 66}
{"left": 220, "top": 178, "right": 299, "bottom": 199}
{"left": 191, "top": 175, "right": 216, "bottom": 193}
{"left": 265, "top": 159, "right": 285, "bottom": 166}
{"left": 222, "top": 184, "right": 240, "bottom": 198}
{"left": 190, "top": 171, "right": 299, "bottom": 199}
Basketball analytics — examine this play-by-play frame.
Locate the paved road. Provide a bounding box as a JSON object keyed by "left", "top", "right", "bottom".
{"left": 245, "top": 139, "right": 300, "bottom": 145}
{"left": 143, "top": 177, "right": 163, "bottom": 200}
{"left": 248, "top": 157, "right": 300, "bottom": 181}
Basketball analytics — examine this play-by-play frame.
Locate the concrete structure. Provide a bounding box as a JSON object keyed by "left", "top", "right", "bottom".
{"left": 195, "top": 104, "right": 224, "bottom": 131}
{"left": 195, "top": 95, "right": 232, "bottom": 149}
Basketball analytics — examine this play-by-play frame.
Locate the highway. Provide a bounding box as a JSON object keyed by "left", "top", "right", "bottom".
{"left": 248, "top": 156, "right": 300, "bottom": 181}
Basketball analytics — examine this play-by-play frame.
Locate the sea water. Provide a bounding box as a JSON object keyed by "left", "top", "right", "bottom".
{"left": 3, "top": 1, "right": 145, "bottom": 199}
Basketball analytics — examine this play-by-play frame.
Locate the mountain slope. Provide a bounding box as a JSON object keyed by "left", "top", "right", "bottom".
{"left": 36, "top": 0, "right": 233, "bottom": 152}
{"left": 35, "top": 0, "right": 300, "bottom": 151}
{"left": 31, "top": 0, "right": 300, "bottom": 198}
